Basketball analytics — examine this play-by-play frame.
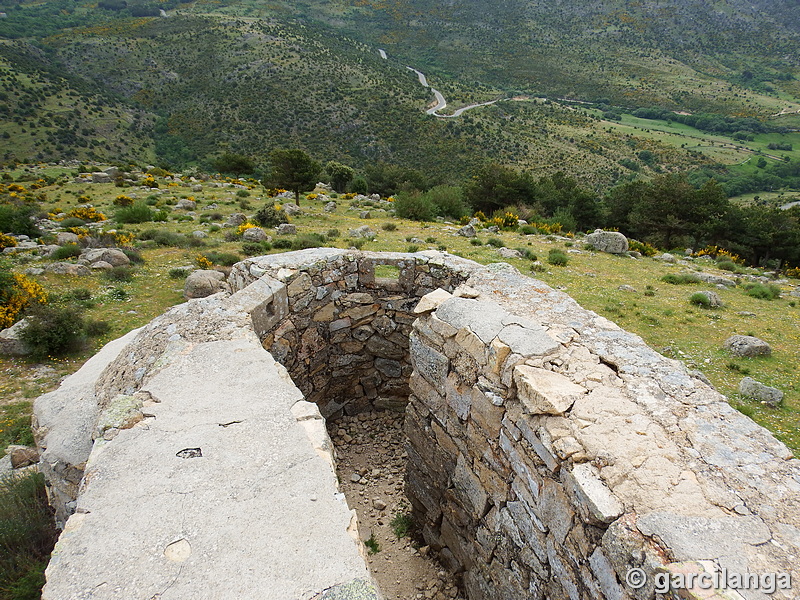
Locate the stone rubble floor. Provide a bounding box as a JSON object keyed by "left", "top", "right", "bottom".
{"left": 329, "top": 410, "right": 465, "bottom": 600}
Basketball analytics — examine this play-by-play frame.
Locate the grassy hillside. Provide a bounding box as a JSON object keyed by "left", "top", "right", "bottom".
{"left": 1, "top": 163, "right": 798, "bottom": 458}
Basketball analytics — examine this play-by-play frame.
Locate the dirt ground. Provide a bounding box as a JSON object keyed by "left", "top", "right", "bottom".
{"left": 329, "top": 410, "right": 465, "bottom": 600}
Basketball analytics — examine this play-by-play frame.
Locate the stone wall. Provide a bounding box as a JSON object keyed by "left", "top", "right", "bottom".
{"left": 33, "top": 249, "right": 800, "bottom": 600}
{"left": 228, "top": 250, "right": 468, "bottom": 417}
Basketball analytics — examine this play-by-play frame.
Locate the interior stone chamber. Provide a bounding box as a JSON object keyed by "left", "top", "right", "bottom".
{"left": 34, "top": 249, "right": 800, "bottom": 600}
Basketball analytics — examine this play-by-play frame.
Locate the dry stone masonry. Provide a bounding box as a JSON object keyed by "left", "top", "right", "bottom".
{"left": 33, "top": 249, "right": 799, "bottom": 600}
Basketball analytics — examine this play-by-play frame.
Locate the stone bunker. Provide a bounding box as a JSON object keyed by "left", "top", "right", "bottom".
{"left": 33, "top": 249, "right": 799, "bottom": 599}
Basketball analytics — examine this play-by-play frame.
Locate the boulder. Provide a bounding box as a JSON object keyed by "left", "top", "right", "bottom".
{"left": 7, "top": 445, "right": 39, "bottom": 469}
{"left": 81, "top": 248, "right": 130, "bottom": 267}
{"left": 242, "top": 227, "right": 268, "bottom": 242}
{"left": 694, "top": 290, "right": 724, "bottom": 308}
{"left": 184, "top": 270, "right": 227, "bottom": 299}
{"left": 283, "top": 203, "right": 302, "bottom": 216}
{"left": 90, "top": 261, "right": 114, "bottom": 271}
{"left": 192, "top": 231, "right": 208, "bottom": 239}
{"left": 497, "top": 247, "right": 522, "bottom": 259}
{"left": 56, "top": 232, "right": 80, "bottom": 245}
{"left": 790, "top": 287, "right": 800, "bottom": 298}
{"left": 0, "top": 318, "right": 31, "bottom": 356}
{"left": 324, "top": 202, "right": 337, "bottom": 213}
{"left": 739, "top": 377, "right": 783, "bottom": 408}
{"left": 224, "top": 213, "right": 247, "bottom": 228}
{"left": 276, "top": 223, "right": 297, "bottom": 235}
{"left": 348, "top": 225, "right": 375, "bottom": 239}
{"left": 586, "top": 230, "right": 629, "bottom": 254}
{"left": 457, "top": 224, "right": 477, "bottom": 238}
{"left": 175, "top": 199, "right": 197, "bottom": 210}
{"left": 91, "top": 172, "right": 112, "bottom": 184}
{"left": 359, "top": 211, "right": 371, "bottom": 219}
{"left": 655, "top": 253, "right": 677, "bottom": 263}
{"left": 617, "top": 285, "right": 637, "bottom": 292}
{"left": 694, "top": 272, "right": 736, "bottom": 287}
{"left": 46, "top": 262, "right": 91, "bottom": 276}
{"left": 724, "top": 335, "right": 771, "bottom": 357}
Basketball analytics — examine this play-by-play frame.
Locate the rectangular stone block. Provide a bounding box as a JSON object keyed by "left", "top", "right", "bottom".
{"left": 563, "top": 463, "right": 623, "bottom": 525}
{"left": 453, "top": 453, "right": 489, "bottom": 519}
{"left": 514, "top": 365, "right": 587, "bottom": 415}
{"left": 410, "top": 332, "right": 449, "bottom": 395}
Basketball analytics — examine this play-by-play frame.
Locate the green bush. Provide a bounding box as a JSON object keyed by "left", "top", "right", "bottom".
{"left": 661, "top": 273, "right": 700, "bottom": 285}
{"left": 50, "top": 244, "right": 82, "bottom": 260}
{"left": 272, "top": 238, "right": 293, "bottom": 249}
{"left": 516, "top": 248, "right": 537, "bottom": 261}
{"left": 85, "top": 319, "right": 112, "bottom": 337}
{"left": 716, "top": 260, "right": 737, "bottom": 272}
{"left": 390, "top": 512, "right": 413, "bottom": 538}
{"left": 59, "top": 217, "right": 86, "bottom": 228}
{"left": 326, "top": 228, "right": 340, "bottom": 239}
{"left": 743, "top": 282, "right": 781, "bottom": 300}
{"left": 291, "top": 233, "right": 326, "bottom": 250}
{"left": 0, "top": 205, "right": 39, "bottom": 237}
{"left": 168, "top": 267, "right": 191, "bottom": 279}
{"left": 407, "top": 244, "right": 419, "bottom": 253}
{"left": 242, "top": 241, "right": 264, "bottom": 255}
{"left": 140, "top": 229, "right": 189, "bottom": 247}
{"left": 121, "top": 248, "right": 144, "bottom": 264}
{"left": 108, "top": 287, "right": 129, "bottom": 301}
{"left": 393, "top": 191, "right": 435, "bottom": 222}
{"left": 0, "top": 472, "right": 58, "bottom": 600}
{"left": 426, "top": 185, "right": 468, "bottom": 219}
{"left": 201, "top": 252, "right": 240, "bottom": 267}
{"left": 487, "top": 237, "right": 503, "bottom": 248}
{"left": 381, "top": 222, "right": 397, "bottom": 231}
{"left": 19, "top": 305, "right": 85, "bottom": 357}
{"left": 115, "top": 202, "right": 155, "bottom": 224}
{"left": 470, "top": 239, "right": 482, "bottom": 246}
{"left": 254, "top": 203, "right": 288, "bottom": 227}
{"left": 547, "top": 249, "right": 569, "bottom": 266}
{"left": 102, "top": 265, "right": 135, "bottom": 282}
{"left": 628, "top": 239, "right": 658, "bottom": 257}
{"left": 689, "top": 292, "right": 711, "bottom": 308}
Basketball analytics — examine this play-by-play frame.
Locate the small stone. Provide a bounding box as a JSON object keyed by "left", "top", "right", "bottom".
{"left": 350, "top": 473, "right": 361, "bottom": 483}
{"left": 372, "top": 498, "right": 387, "bottom": 510}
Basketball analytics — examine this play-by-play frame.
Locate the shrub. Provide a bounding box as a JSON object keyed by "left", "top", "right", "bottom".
{"left": 547, "top": 249, "right": 569, "bottom": 266}
{"left": 487, "top": 237, "right": 503, "bottom": 248}
{"left": 50, "top": 244, "right": 82, "bottom": 260}
{"left": 426, "top": 185, "right": 468, "bottom": 219}
{"left": 102, "top": 266, "right": 135, "bottom": 282}
{"left": 530, "top": 261, "right": 546, "bottom": 272}
{"left": 115, "top": 202, "right": 155, "bottom": 224}
{"left": 19, "top": 304, "right": 85, "bottom": 356}
{"left": 381, "top": 222, "right": 397, "bottom": 231}
{"left": 272, "top": 238, "right": 292, "bottom": 249}
{"left": 168, "top": 267, "right": 191, "bottom": 279}
{"left": 661, "top": 273, "right": 700, "bottom": 285}
{"left": 689, "top": 292, "right": 712, "bottom": 308}
{"left": 291, "top": 233, "right": 326, "bottom": 250}
{"left": 140, "top": 229, "right": 189, "bottom": 247}
{"left": 470, "top": 238, "right": 482, "bottom": 246}
{"left": 743, "top": 282, "right": 781, "bottom": 300}
{"left": 516, "top": 248, "right": 537, "bottom": 261}
{"left": 364, "top": 534, "right": 380, "bottom": 555}
{"left": 0, "top": 205, "right": 39, "bottom": 237}
{"left": 0, "top": 472, "right": 58, "bottom": 600}
{"left": 350, "top": 239, "right": 367, "bottom": 250}
{"left": 66, "top": 206, "right": 105, "bottom": 222}
{"left": 200, "top": 252, "right": 240, "bottom": 267}
{"left": 0, "top": 265, "right": 47, "bottom": 329}
{"left": 717, "top": 260, "right": 737, "bottom": 272}
{"left": 113, "top": 195, "right": 134, "bottom": 207}
{"left": 326, "top": 228, "right": 340, "bottom": 239}
{"left": 0, "top": 232, "right": 17, "bottom": 250}
{"left": 407, "top": 244, "right": 419, "bottom": 253}
{"left": 85, "top": 319, "right": 112, "bottom": 337}
{"left": 242, "top": 241, "right": 264, "bottom": 255}
{"left": 628, "top": 239, "right": 658, "bottom": 257}
{"left": 121, "top": 248, "right": 144, "bottom": 264}
{"left": 390, "top": 512, "right": 413, "bottom": 538}
{"left": 393, "top": 191, "right": 435, "bottom": 221}
{"left": 254, "top": 203, "right": 288, "bottom": 228}
{"left": 108, "top": 287, "right": 129, "bottom": 301}
{"left": 59, "top": 217, "right": 87, "bottom": 228}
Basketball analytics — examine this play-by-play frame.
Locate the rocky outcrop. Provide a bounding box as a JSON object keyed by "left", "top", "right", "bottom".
{"left": 586, "top": 230, "right": 628, "bottom": 254}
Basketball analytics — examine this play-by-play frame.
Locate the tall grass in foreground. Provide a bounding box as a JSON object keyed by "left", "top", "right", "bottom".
{"left": 0, "top": 472, "right": 58, "bottom": 600}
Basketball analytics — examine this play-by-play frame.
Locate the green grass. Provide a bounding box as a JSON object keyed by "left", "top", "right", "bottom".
{"left": 390, "top": 512, "right": 413, "bottom": 539}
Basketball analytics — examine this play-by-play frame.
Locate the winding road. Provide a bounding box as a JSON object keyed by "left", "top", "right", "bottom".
{"left": 378, "top": 53, "right": 499, "bottom": 118}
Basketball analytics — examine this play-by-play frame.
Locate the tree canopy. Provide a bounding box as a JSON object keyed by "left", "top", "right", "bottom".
{"left": 265, "top": 149, "right": 321, "bottom": 204}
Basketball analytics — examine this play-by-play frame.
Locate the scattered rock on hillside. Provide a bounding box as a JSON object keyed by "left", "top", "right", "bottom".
{"left": 359, "top": 211, "right": 371, "bottom": 219}
{"left": 324, "top": 201, "right": 337, "bottom": 212}
{"left": 192, "top": 231, "right": 208, "bottom": 239}
{"left": 283, "top": 203, "right": 302, "bottom": 216}
{"left": 184, "top": 270, "right": 227, "bottom": 299}
{"left": 456, "top": 224, "right": 477, "bottom": 238}
{"left": 56, "top": 232, "right": 80, "bottom": 245}
{"left": 81, "top": 248, "right": 130, "bottom": 267}
{"left": 655, "top": 253, "right": 677, "bottom": 263}
{"left": 586, "top": 229, "right": 628, "bottom": 254}
{"left": 348, "top": 225, "right": 375, "bottom": 239}
{"left": 90, "top": 261, "right": 114, "bottom": 271}
{"left": 497, "top": 247, "right": 522, "bottom": 259}
{"left": 224, "top": 213, "right": 247, "bottom": 227}
{"left": 175, "top": 198, "right": 196, "bottom": 210}
{"left": 724, "top": 335, "right": 771, "bottom": 357}
{"left": 0, "top": 318, "right": 32, "bottom": 356}
{"left": 694, "top": 290, "right": 724, "bottom": 308}
{"left": 7, "top": 445, "right": 39, "bottom": 469}
{"left": 739, "top": 377, "right": 783, "bottom": 408}
{"left": 694, "top": 272, "right": 736, "bottom": 287}
{"left": 791, "top": 287, "right": 800, "bottom": 298}
{"left": 276, "top": 223, "right": 296, "bottom": 235}
{"left": 46, "top": 262, "right": 91, "bottom": 276}
{"left": 242, "top": 227, "right": 269, "bottom": 242}
{"left": 617, "top": 285, "right": 637, "bottom": 292}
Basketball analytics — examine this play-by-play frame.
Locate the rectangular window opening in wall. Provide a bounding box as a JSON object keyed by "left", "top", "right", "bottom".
{"left": 374, "top": 264, "right": 401, "bottom": 285}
